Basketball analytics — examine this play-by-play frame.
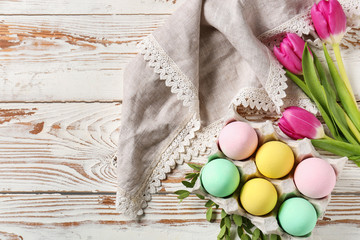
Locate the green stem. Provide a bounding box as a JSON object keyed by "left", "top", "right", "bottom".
{"left": 332, "top": 43, "right": 357, "bottom": 105}
{"left": 285, "top": 71, "right": 313, "bottom": 100}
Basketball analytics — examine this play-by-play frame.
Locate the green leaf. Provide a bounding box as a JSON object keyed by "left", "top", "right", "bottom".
{"left": 220, "top": 218, "right": 225, "bottom": 228}
{"left": 325, "top": 89, "right": 358, "bottom": 144}
{"left": 187, "top": 163, "right": 203, "bottom": 172}
{"left": 190, "top": 174, "right": 199, "bottom": 185}
{"left": 225, "top": 235, "right": 231, "bottom": 240}
{"left": 312, "top": 51, "right": 342, "bottom": 140}
{"left": 218, "top": 225, "right": 227, "bottom": 239}
{"left": 177, "top": 192, "right": 190, "bottom": 200}
{"left": 285, "top": 70, "right": 313, "bottom": 100}
{"left": 174, "top": 190, "right": 189, "bottom": 196}
{"left": 311, "top": 138, "right": 360, "bottom": 157}
{"left": 185, "top": 172, "right": 197, "bottom": 179}
{"left": 252, "top": 229, "right": 261, "bottom": 240}
{"left": 270, "top": 234, "right": 280, "bottom": 240}
{"left": 221, "top": 209, "right": 227, "bottom": 219}
{"left": 243, "top": 217, "right": 254, "bottom": 229}
{"left": 302, "top": 43, "right": 327, "bottom": 111}
{"left": 206, "top": 207, "right": 213, "bottom": 222}
{"left": 195, "top": 194, "right": 205, "bottom": 200}
{"left": 237, "top": 226, "right": 244, "bottom": 238}
{"left": 243, "top": 225, "right": 252, "bottom": 235}
{"left": 224, "top": 216, "right": 231, "bottom": 230}
{"left": 312, "top": 51, "right": 337, "bottom": 100}
{"left": 323, "top": 44, "right": 360, "bottom": 133}
{"left": 205, "top": 200, "right": 215, "bottom": 208}
{"left": 304, "top": 44, "right": 357, "bottom": 144}
{"left": 241, "top": 234, "right": 251, "bottom": 240}
{"left": 181, "top": 181, "right": 193, "bottom": 188}
{"left": 233, "top": 214, "right": 243, "bottom": 226}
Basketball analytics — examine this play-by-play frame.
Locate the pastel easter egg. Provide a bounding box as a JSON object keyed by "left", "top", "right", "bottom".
{"left": 278, "top": 197, "right": 318, "bottom": 237}
{"left": 294, "top": 157, "right": 336, "bottom": 198}
{"left": 200, "top": 158, "right": 240, "bottom": 198}
{"left": 218, "top": 121, "right": 258, "bottom": 160}
{"left": 240, "top": 178, "right": 277, "bottom": 216}
{"left": 255, "top": 141, "right": 294, "bottom": 178}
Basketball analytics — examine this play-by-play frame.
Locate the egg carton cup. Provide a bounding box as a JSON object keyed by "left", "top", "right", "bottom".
{"left": 191, "top": 120, "right": 347, "bottom": 240}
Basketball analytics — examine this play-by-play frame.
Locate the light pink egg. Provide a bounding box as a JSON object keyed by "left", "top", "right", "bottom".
{"left": 218, "top": 121, "right": 258, "bottom": 160}
{"left": 294, "top": 157, "right": 336, "bottom": 199}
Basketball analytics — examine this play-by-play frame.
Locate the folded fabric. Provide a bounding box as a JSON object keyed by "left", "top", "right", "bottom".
{"left": 116, "top": 0, "right": 360, "bottom": 218}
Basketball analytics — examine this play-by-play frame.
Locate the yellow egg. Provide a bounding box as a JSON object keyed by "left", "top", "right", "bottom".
{"left": 240, "top": 178, "right": 278, "bottom": 216}
{"left": 255, "top": 141, "right": 294, "bottom": 179}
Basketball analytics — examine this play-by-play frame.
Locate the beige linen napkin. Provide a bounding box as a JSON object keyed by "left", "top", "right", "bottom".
{"left": 116, "top": 0, "right": 360, "bottom": 218}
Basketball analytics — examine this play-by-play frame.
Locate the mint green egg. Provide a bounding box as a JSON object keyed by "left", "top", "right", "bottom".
{"left": 200, "top": 158, "right": 240, "bottom": 198}
{"left": 278, "top": 197, "right": 318, "bottom": 237}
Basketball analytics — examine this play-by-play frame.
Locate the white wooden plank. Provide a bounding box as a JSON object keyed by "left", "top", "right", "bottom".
{"left": 0, "top": 15, "right": 168, "bottom": 101}
{"left": 0, "top": 103, "right": 120, "bottom": 191}
{"left": 0, "top": 194, "right": 357, "bottom": 240}
{"left": 0, "top": 0, "right": 186, "bottom": 15}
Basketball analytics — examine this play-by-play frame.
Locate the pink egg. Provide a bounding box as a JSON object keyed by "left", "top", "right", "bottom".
{"left": 218, "top": 121, "right": 258, "bottom": 160}
{"left": 294, "top": 157, "right": 336, "bottom": 199}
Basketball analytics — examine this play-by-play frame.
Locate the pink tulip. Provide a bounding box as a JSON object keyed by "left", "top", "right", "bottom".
{"left": 273, "top": 33, "right": 306, "bottom": 75}
{"left": 279, "top": 106, "right": 325, "bottom": 140}
{"left": 311, "top": 0, "right": 347, "bottom": 44}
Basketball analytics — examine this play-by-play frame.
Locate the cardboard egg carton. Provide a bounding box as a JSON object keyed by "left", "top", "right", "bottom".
{"left": 191, "top": 120, "right": 347, "bottom": 240}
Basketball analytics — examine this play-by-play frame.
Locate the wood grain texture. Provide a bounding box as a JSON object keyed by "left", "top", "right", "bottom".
{"left": 0, "top": 15, "right": 168, "bottom": 101}
{"left": 0, "top": 0, "right": 185, "bottom": 15}
{"left": 0, "top": 103, "right": 119, "bottom": 192}
{"left": 0, "top": 194, "right": 358, "bottom": 240}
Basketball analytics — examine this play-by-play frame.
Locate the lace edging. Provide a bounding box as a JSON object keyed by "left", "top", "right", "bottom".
{"left": 116, "top": 114, "right": 200, "bottom": 218}
{"left": 137, "top": 34, "right": 199, "bottom": 111}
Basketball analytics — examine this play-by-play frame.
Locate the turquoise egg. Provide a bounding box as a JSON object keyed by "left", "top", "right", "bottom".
{"left": 200, "top": 158, "right": 240, "bottom": 198}
{"left": 278, "top": 197, "right": 318, "bottom": 237}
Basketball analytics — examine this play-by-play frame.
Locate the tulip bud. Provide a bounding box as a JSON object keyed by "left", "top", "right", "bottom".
{"left": 273, "top": 33, "right": 306, "bottom": 75}
{"left": 311, "top": 0, "right": 347, "bottom": 45}
{"left": 279, "top": 106, "right": 325, "bottom": 140}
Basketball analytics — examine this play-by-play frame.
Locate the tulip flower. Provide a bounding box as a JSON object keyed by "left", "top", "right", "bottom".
{"left": 273, "top": 33, "right": 305, "bottom": 75}
{"left": 311, "top": 0, "right": 356, "bottom": 105}
{"left": 311, "top": 0, "right": 346, "bottom": 45}
{"left": 279, "top": 106, "right": 325, "bottom": 140}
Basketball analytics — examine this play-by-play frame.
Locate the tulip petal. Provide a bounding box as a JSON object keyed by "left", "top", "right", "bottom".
{"left": 279, "top": 117, "right": 305, "bottom": 139}
{"left": 273, "top": 43, "right": 302, "bottom": 75}
{"left": 282, "top": 106, "right": 323, "bottom": 139}
{"left": 324, "top": 0, "right": 346, "bottom": 36}
{"left": 286, "top": 33, "right": 306, "bottom": 60}
{"left": 311, "top": 3, "right": 331, "bottom": 42}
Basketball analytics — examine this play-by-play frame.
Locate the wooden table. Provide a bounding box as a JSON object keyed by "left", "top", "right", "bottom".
{"left": 0, "top": 1, "right": 359, "bottom": 239}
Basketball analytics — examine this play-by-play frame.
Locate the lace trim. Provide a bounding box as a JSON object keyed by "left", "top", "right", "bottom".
{"left": 231, "top": 55, "right": 288, "bottom": 113}
{"left": 258, "top": 11, "right": 313, "bottom": 49}
{"left": 116, "top": 114, "right": 200, "bottom": 218}
{"left": 137, "top": 34, "right": 199, "bottom": 111}
{"left": 189, "top": 118, "right": 225, "bottom": 158}
{"left": 340, "top": 0, "right": 360, "bottom": 27}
